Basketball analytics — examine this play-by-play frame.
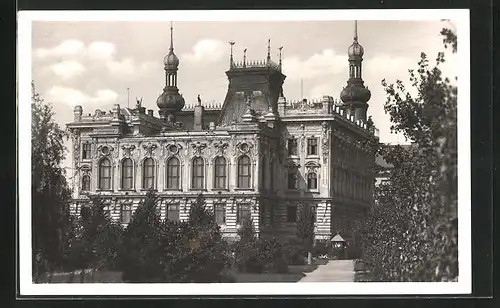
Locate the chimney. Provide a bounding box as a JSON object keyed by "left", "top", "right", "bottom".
{"left": 193, "top": 94, "right": 204, "bottom": 131}
{"left": 322, "top": 96, "right": 332, "bottom": 114}
{"left": 74, "top": 105, "right": 83, "bottom": 122}
{"left": 138, "top": 107, "right": 146, "bottom": 115}
{"left": 147, "top": 109, "right": 154, "bottom": 117}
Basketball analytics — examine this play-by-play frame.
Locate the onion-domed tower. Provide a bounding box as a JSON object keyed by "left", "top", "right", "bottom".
{"left": 157, "top": 22, "right": 185, "bottom": 123}
{"left": 340, "top": 20, "right": 371, "bottom": 122}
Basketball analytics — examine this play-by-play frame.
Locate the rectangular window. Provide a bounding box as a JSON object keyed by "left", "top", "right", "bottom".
{"left": 167, "top": 203, "right": 180, "bottom": 222}
{"left": 307, "top": 138, "right": 318, "bottom": 155}
{"left": 287, "top": 169, "right": 298, "bottom": 189}
{"left": 307, "top": 173, "right": 318, "bottom": 190}
{"left": 286, "top": 205, "right": 297, "bottom": 223}
{"left": 121, "top": 204, "right": 132, "bottom": 224}
{"left": 82, "top": 143, "right": 92, "bottom": 159}
{"left": 287, "top": 139, "right": 298, "bottom": 156}
{"left": 214, "top": 203, "right": 226, "bottom": 225}
{"left": 237, "top": 203, "right": 251, "bottom": 224}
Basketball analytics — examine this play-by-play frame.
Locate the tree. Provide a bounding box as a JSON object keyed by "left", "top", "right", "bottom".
{"left": 64, "top": 196, "right": 123, "bottom": 281}
{"left": 31, "top": 82, "right": 72, "bottom": 281}
{"left": 359, "top": 27, "right": 457, "bottom": 281}
{"left": 296, "top": 205, "right": 315, "bottom": 264}
{"left": 118, "top": 189, "right": 164, "bottom": 282}
{"left": 160, "top": 194, "right": 233, "bottom": 282}
{"left": 234, "top": 217, "right": 262, "bottom": 273}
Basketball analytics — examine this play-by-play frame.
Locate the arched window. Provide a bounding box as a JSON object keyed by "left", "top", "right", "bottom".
{"left": 307, "top": 172, "right": 318, "bottom": 190}
{"left": 142, "top": 158, "right": 155, "bottom": 189}
{"left": 237, "top": 155, "right": 251, "bottom": 189}
{"left": 213, "top": 157, "right": 227, "bottom": 189}
{"left": 121, "top": 158, "right": 134, "bottom": 190}
{"left": 191, "top": 157, "right": 205, "bottom": 189}
{"left": 81, "top": 175, "right": 91, "bottom": 191}
{"left": 166, "top": 157, "right": 180, "bottom": 189}
{"left": 98, "top": 158, "right": 111, "bottom": 190}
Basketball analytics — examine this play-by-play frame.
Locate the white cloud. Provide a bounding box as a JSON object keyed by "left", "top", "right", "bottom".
{"left": 182, "top": 39, "right": 225, "bottom": 63}
{"left": 34, "top": 39, "right": 85, "bottom": 59}
{"left": 49, "top": 60, "right": 86, "bottom": 80}
{"left": 283, "top": 49, "right": 347, "bottom": 81}
{"left": 87, "top": 41, "right": 116, "bottom": 60}
{"left": 105, "top": 58, "right": 156, "bottom": 79}
{"left": 46, "top": 86, "right": 118, "bottom": 106}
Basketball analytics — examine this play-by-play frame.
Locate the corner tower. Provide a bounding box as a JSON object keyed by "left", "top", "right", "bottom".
{"left": 340, "top": 21, "right": 371, "bottom": 122}
{"left": 217, "top": 40, "right": 286, "bottom": 126}
{"left": 157, "top": 22, "right": 185, "bottom": 123}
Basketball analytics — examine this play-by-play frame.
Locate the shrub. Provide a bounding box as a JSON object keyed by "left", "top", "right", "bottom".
{"left": 118, "top": 190, "right": 164, "bottom": 282}
{"left": 312, "top": 241, "right": 330, "bottom": 257}
{"left": 257, "top": 236, "right": 289, "bottom": 273}
{"left": 283, "top": 239, "right": 306, "bottom": 265}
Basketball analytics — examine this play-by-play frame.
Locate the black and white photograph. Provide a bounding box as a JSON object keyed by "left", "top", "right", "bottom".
{"left": 18, "top": 9, "right": 470, "bottom": 296}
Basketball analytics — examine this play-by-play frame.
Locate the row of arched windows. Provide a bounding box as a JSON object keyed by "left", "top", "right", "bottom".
{"left": 81, "top": 155, "right": 253, "bottom": 191}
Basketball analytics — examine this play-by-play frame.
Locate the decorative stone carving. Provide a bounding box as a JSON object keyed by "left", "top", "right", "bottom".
{"left": 191, "top": 141, "right": 207, "bottom": 156}
{"left": 236, "top": 141, "right": 253, "bottom": 155}
{"left": 71, "top": 130, "right": 80, "bottom": 163}
{"left": 97, "top": 144, "right": 114, "bottom": 157}
{"left": 305, "top": 161, "right": 320, "bottom": 174}
{"left": 79, "top": 164, "right": 92, "bottom": 176}
{"left": 142, "top": 142, "right": 158, "bottom": 157}
{"left": 322, "top": 122, "right": 330, "bottom": 163}
{"left": 91, "top": 138, "right": 99, "bottom": 159}
{"left": 114, "top": 138, "right": 120, "bottom": 159}
{"left": 121, "top": 144, "right": 136, "bottom": 158}
{"left": 213, "top": 140, "right": 229, "bottom": 156}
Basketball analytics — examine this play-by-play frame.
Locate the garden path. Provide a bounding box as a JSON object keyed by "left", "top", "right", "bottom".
{"left": 298, "top": 259, "right": 355, "bottom": 282}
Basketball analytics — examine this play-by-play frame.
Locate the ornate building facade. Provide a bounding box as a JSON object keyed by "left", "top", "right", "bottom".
{"left": 67, "top": 22, "right": 379, "bottom": 244}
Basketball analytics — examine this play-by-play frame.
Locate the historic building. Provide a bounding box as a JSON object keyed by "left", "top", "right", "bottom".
{"left": 67, "top": 22, "right": 379, "bottom": 244}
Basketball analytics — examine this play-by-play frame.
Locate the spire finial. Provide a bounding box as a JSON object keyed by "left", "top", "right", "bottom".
{"left": 170, "top": 21, "right": 174, "bottom": 52}
{"left": 354, "top": 20, "right": 358, "bottom": 42}
{"left": 243, "top": 48, "right": 247, "bottom": 67}
{"left": 229, "top": 41, "right": 235, "bottom": 67}
{"left": 267, "top": 39, "right": 271, "bottom": 61}
{"left": 278, "top": 46, "right": 283, "bottom": 70}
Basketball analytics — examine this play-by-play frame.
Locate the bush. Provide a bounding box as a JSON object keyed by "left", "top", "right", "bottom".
{"left": 283, "top": 239, "right": 306, "bottom": 265}
{"left": 234, "top": 220, "right": 289, "bottom": 273}
{"left": 312, "top": 241, "right": 330, "bottom": 257}
{"left": 257, "top": 237, "right": 289, "bottom": 274}
{"left": 118, "top": 190, "right": 164, "bottom": 282}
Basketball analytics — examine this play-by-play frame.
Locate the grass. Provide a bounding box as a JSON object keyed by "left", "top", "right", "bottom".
{"left": 36, "top": 259, "right": 331, "bottom": 283}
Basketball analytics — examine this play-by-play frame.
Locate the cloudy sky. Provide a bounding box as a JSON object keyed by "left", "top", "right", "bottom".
{"left": 31, "top": 18, "right": 458, "bottom": 169}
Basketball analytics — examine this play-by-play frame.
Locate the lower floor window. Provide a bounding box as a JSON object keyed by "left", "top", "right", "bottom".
{"left": 237, "top": 203, "right": 251, "bottom": 223}
{"left": 167, "top": 203, "right": 180, "bottom": 222}
{"left": 214, "top": 203, "right": 226, "bottom": 225}
{"left": 121, "top": 204, "right": 132, "bottom": 224}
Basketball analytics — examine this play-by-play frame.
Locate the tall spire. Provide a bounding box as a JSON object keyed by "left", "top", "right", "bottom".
{"left": 341, "top": 19, "right": 371, "bottom": 122}
{"left": 354, "top": 20, "right": 358, "bottom": 42}
{"left": 169, "top": 21, "right": 174, "bottom": 52}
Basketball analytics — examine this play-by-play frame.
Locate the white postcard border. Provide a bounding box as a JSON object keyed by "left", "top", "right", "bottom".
{"left": 18, "top": 9, "right": 471, "bottom": 296}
